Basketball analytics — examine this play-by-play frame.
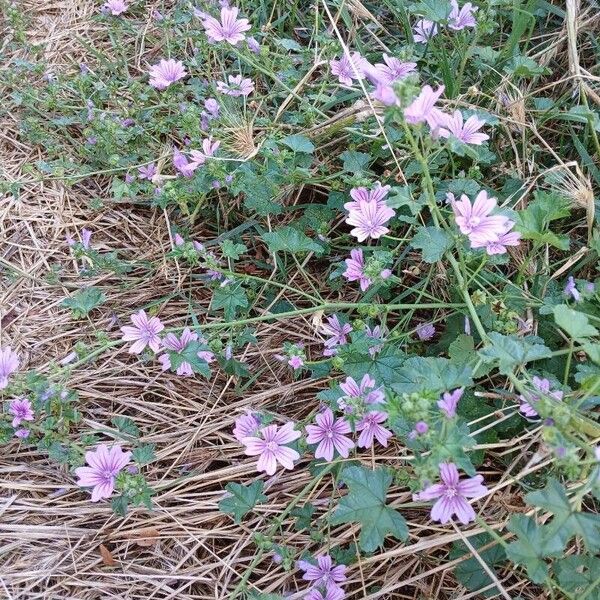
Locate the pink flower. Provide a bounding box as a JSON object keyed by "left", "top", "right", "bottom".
{"left": 404, "top": 85, "right": 445, "bottom": 129}
{"left": 356, "top": 411, "right": 392, "bottom": 448}
{"left": 365, "top": 324, "right": 385, "bottom": 357}
{"left": 246, "top": 36, "right": 260, "bottom": 53}
{"left": 75, "top": 444, "right": 132, "bottom": 502}
{"left": 299, "top": 553, "right": 347, "bottom": 588}
{"left": 344, "top": 183, "right": 391, "bottom": 209}
{"left": 470, "top": 222, "right": 521, "bottom": 255}
{"left": 138, "top": 163, "right": 157, "bottom": 180}
{"left": 438, "top": 110, "right": 489, "bottom": 145}
{"left": 373, "top": 54, "right": 417, "bottom": 84}
{"left": 416, "top": 322, "right": 436, "bottom": 341}
{"left": 148, "top": 59, "right": 187, "bottom": 90}
{"left": 15, "top": 428, "right": 30, "bottom": 439}
{"left": 438, "top": 388, "right": 463, "bottom": 418}
{"left": 339, "top": 374, "right": 384, "bottom": 407}
{"left": 173, "top": 147, "right": 198, "bottom": 178}
{"left": 9, "top": 397, "right": 34, "bottom": 428}
{"left": 233, "top": 412, "right": 260, "bottom": 442}
{"left": 189, "top": 138, "right": 220, "bottom": 166}
{"left": 103, "top": 0, "right": 127, "bottom": 15}
{"left": 205, "top": 98, "right": 220, "bottom": 117}
{"left": 306, "top": 409, "right": 354, "bottom": 462}
{"left": 157, "top": 327, "right": 211, "bottom": 376}
{"left": 321, "top": 314, "right": 352, "bottom": 357}
{"left": 0, "top": 347, "right": 20, "bottom": 389}
{"left": 345, "top": 194, "right": 395, "bottom": 241}
{"left": 343, "top": 248, "right": 372, "bottom": 291}
{"left": 242, "top": 422, "right": 301, "bottom": 475}
{"left": 451, "top": 191, "right": 509, "bottom": 240}
{"left": 449, "top": 0, "right": 477, "bottom": 30}
{"left": 120, "top": 310, "right": 164, "bottom": 354}
{"left": 330, "top": 52, "right": 368, "bottom": 86}
{"left": 414, "top": 463, "right": 487, "bottom": 524}
{"left": 217, "top": 74, "right": 254, "bottom": 96}
{"left": 518, "top": 376, "right": 563, "bottom": 418}
{"left": 201, "top": 6, "right": 251, "bottom": 45}
{"left": 565, "top": 276, "right": 581, "bottom": 301}
{"left": 288, "top": 355, "right": 304, "bottom": 370}
{"left": 305, "top": 586, "right": 345, "bottom": 600}
{"left": 413, "top": 19, "right": 438, "bottom": 43}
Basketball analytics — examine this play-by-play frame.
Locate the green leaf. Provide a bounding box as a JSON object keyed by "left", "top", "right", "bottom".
{"left": 262, "top": 226, "right": 323, "bottom": 255}
{"left": 555, "top": 555, "right": 600, "bottom": 598}
{"left": 411, "top": 226, "right": 453, "bottom": 263}
{"left": 410, "top": 0, "right": 452, "bottom": 22}
{"left": 391, "top": 357, "right": 473, "bottom": 394}
{"left": 212, "top": 283, "right": 249, "bottom": 321}
{"left": 167, "top": 341, "right": 213, "bottom": 377}
{"left": 282, "top": 134, "right": 314, "bottom": 154}
{"left": 220, "top": 240, "right": 247, "bottom": 260}
{"left": 111, "top": 494, "right": 129, "bottom": 517}
{"left": 450, "top": 534, "right": 506, "bottom": 597}
{"left": 340, "top": 346, "right": 405, "bottom": 387}
{"left": 61, "top": 287, "right": 106, "bottom": 317}
{"left": 515, "top": 191, "right": 571, "bottom": 250}
{"left": 330, "top": 465, "right": 408, "bottom": 552}
{"left": 218, "top": 481, "right": 267, "bottom": 524}
{"left": 506, "top": 515, "right": 563, "bottom": 583}
{"left": 132, "top": 443, "right": 155, "bottom": 465}
{"left": 478, "top": 333, "right": 552, "bottom": 375}
{"left": 554, "top": 305, "right": 599, "bottom": 340}
{"left": 340, "top": 150, "right": 370, "bottom": 173}
{"left": 111, "top": 416, "right": 140, "bottom": 438}
{"left": 291, "top": 504, "right": 315, "bottom": 531}
{"left": 526, "top": 478, "right": 600, "bottom": 553}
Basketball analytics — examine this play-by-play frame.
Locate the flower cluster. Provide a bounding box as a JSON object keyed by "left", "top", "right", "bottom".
{"left": 413, "top": 0, "right": 477, "bottom": 44}
{"left": 451, "top": 190, "right": 521, "bottom": 255}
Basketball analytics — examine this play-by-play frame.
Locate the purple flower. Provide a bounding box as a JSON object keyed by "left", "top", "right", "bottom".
{"left": 451, "top": 191, "right": 510, "bottom": 242}
{"left": 173, "top": 147, "right": 198, "bottom": 178}
{"left": 233, "top": 412, "right": 260, "bottom": 442}
{"left": 138, "top": 163, "right": 157, "bottom": 180}
{"left": 152, "top": 9, "right": 164, "bottom": 20}
{"left": 416, "top": 322, "right": 436, "bottom": 341}
{"left": 344, "top": 189, "right": 395, "bottom": 242}
{"left": 0, "top": 347, "right": 19, "bottom": 389}
{"left": 413, "top": 19, "right": 438, "bottom": 43}
{"left": 343, "top": 248, "right": 372, "bottom": 291}
{"left": 449, "top": 0, "right": 478, "bottom": 30}
{"left": 103, "top": 0, "right": 127, "bottom": 15}
{"left": 86, "top": 136, "right": 97, "bottom": 145}
{"left": 125, "top": 173, "right": 135, "bottom": 184}
{"left": 189, "top": 137, "right": 220, "bottom": 166}
{"left": 305, "top": 587, "right": 345, "bottom": 600}
{"left": 404, "top": 85, "right": 445, "bottom": 129}
{"left": 205, "top": 98, "right": 220, "bottom": 117}
{"left": 438, "top": 388, "right": 463, "bottom": 418}
{"left": 201, "top": 6, "right": 251, "bottom": 45}
{"left": 217, "top": 74, "right": 254, "bottom": 97}
{"left": 414, "top": 463, "right": 487, "bottom": 524}
{"left": 330, "top": 52, "right": 368, "bottom": 86}
{"left": 373, "top": 54, "right": 417, "bottom": 84}
{"left": 519, "top": 376, "right": 563, "bottom": 418}
{"left": 242, "top": 422, "right": 301, "bottom": 475}
{"left": 120, "top": 309, "right": 164, "bottom": 354}
{"left": 148, "top": 59, "right": 187, "bottom": 90}
{"left": 306, "top": 408, "right": 354, "bottom": 462}
{"left": 80, "top": 63, "right": 90, "bottom": 74}
{"left": 321, "top": 314, "right": 352, "bottom": 356}
{"left": 246, "top": 36, "right": 260, "bottom": 53}
{"left": 339, "top": 374, "right": 384, "bottom": 408}
{"left": 299, "top": 553, "right": 347, "bottom": 588}
{"left": 438, "top": 110, "right": 489, "bottom": 145}
{"left": 288, "top": 355, "right": 304, "bottom": 370}
{"left": 470, "top": 221, "right": 521, "bottom": 255}
{"left": 365, "top": 324, "right": 385, "bottom": 357}
{"left": 564, "top": 276, "right": 581, "bottom": 302}
{"left": 15, "top": 428, "right": 30, "bottom": 439}
{"left": 356, "top": 411, "right": 392, "bottom": 448}
{"left": 9, "top": 398, "right": 34, "bottom": 428}
{"left": 75, "top": 444, "right": 132, "bottom": 502}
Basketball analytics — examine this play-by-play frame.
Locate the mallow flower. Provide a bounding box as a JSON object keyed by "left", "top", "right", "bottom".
{"left": 75, "top": 444, "right": 132, "bottom": 502}
{"left": 242, "top": 422, "right": 301, "bottom": 475}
